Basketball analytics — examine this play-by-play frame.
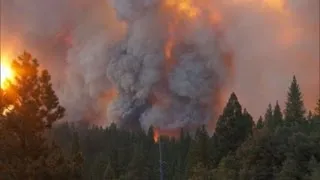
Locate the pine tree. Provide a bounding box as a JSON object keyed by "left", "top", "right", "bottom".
{"left": 256, "top": 116, "right": 264, "bottom": 129}
{"left": 272, "top": 101, "right": 283, "bottom": 130}
{"left": 276, "top": 157, "right": 300, "bottom": 180}
{"left": 70, "top": 131, "right": 84, "bottom": 179}
{"left": 188, "top": 162, "right": 211, "bottom": 180}
{"left": 186, "top": 125, "right": 210, "bottom": 177}
{"left": 0, "top": 52, "right": 78, "bottom": 179}
{"left": 265, "top": 104, "right": 273, "bottom": 124}
{"left": 303, "top": 156, "right": 320, "bottom": 180}
{"left": 212, "top": 154, "right": 238, "bottom": 180}
{"left": 212, "top": 93, "right": 253, "bottom": 167}
{"left": 285, "top": 76, "right": 306, "bottom": 124}
{"left": 242, "top": 108, "right": 254, "bottom": 135}
{"left": 126, "top": 143, "right": 150, "bottom": 180}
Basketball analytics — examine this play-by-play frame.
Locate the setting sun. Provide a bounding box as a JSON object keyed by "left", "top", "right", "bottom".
{"left": 1, "top": 56, "right": 14, "bottom": 89}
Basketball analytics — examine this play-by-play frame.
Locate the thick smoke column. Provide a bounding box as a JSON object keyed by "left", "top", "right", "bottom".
{"left": 107, "top": 0, "right": 230, "bottom": 130}
{"left": 1, "top": 0, "right": 319, "bottom": 130}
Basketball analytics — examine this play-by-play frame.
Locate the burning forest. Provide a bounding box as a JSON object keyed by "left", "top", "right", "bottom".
{"left": 1, "top": 0, "right": 320, "bottom": 180}
{"left": 1, "top": 0, "right": 319, "bottom": 133}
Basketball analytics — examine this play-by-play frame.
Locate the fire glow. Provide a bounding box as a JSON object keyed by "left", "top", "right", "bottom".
{"left": 1, "top": 0, "right": 318, "bottom": 132}
{"left": 164, "top": 0, "right": 200, "bottom": 19}
{"left": 0, "top": 55, "right": 14, "bottom": 90}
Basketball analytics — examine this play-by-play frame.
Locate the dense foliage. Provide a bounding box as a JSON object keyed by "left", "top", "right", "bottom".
{"left": 1, "top": 52, "right": 319, "bottom": 180}
{"left": 53, "top": 76, "right": 320, "bottom": 180}
{"left": 0, "top": 52, "right": 83, "bottom": 180}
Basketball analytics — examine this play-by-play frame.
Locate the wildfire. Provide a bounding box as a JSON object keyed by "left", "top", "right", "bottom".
{"left": 263, "top": 0, "right": 285, "bottom": 11}
{"left": 153, "top": 128, "right": 159, "bottom": 143}
{"left": 0, "top": 55, "right": 14, "bottom": 90}
{"left": 164, "top": 0, "right": 200, "bottom": 19}
{"left": 153, "top": 127, "right": 181, "bottom": 143}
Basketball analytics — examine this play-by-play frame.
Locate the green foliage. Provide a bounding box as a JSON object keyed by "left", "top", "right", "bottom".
{"left": 285, "top": 76, "right": 306, "bottom": 124}
{"left": 276, "top": 157, "right": 300, "bottom": 180}
{"left": 265, "top": 104, "right": 273, "bottom": 126}
{"left": 212, "top": 154, "right": 238, "bottom": 180}
{"left": 0, "top": 52, "right": 81, "bottom": 180}
{"left": 187, "top": 125, "right": 210, "bottom": 177}
{"left": 256, "top": 116, "right": 264, "bottom": 129}
{"left": 46, "top": 74, "right": 320, "bottom": 180}
{"left": 126, "top": 143, "right": 151, "bottom": 180}
{"left": 273, "top": 101, "right": 283, "bottom": 130}
{"left": 212, "top": 93, "right": 253, "bottom": 167}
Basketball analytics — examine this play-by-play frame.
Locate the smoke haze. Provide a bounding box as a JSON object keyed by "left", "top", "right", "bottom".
{"left": 1, "top": 0, "right": 319, "bottom": 130}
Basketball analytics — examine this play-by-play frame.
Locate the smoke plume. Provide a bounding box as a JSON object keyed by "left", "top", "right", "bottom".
{"left": 1, "top": 0, "right": 319, "bottom": 131}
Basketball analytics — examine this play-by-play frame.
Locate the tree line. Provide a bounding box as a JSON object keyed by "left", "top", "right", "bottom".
{"left": 1, "top": 52, "right": 320, "bottom": 180}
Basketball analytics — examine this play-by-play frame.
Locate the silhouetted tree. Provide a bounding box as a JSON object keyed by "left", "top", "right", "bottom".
{"left": 285, "top": 76, "right": 306, "bottom": 125}
{"left": 0, "top": 52, "right": 80, "bottom": 180}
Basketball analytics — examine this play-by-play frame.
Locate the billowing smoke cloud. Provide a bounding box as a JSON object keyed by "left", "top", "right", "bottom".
{"left": 1, "top": 0, "right": 319, "bottom": 131}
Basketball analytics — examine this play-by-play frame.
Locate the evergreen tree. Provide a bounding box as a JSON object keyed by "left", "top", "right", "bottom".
{"left": 186, "top": 125, "right": 210, "bottom": 177}
{"left": 126, "top": 143, "right": 150, "bottom": 180}
{"left": 212, "top": 93, "right": 253, "bottom": 167}
{"left": 256, "top": 116, "right": 264, "bottom": 129}
{"left": 276, "top": 157, "right": 300, "bottom": 180}
{"left": 0, "top": 52, "right": 79, "bottom": 179}
{"left": 304, "top": 156, "right": 319, "bottom": 180}
{"left": 285, "top": 76, "right": 306, "bottom": 124}
{"left": 70, "top": 131, "right": 84, "bottom": 179}
{"left": 265, "top": 104, "right": 273, "bottom": 125}
{"left": 272, "top": 101, "right": 283, "bottom": 130}
{"left": 212, "top": 154, "right": 238, "bottom": 180}
{"left": 188, "top": 162, "right": 211, "bottom": 180}
{"left": 242, "top": 108, "right": 254, "bottom": 135}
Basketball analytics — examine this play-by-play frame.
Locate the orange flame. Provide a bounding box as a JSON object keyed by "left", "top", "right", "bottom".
{"left": 165, "top": 0, "right": 200, "bottom": 19}
{"left": 153, "top": 127, "right": 182, "bottom": 142}
{"left": 164, "top": 23, "right": 176, "bottom": 74}
{"left": 154, "top": 128, "right": 160, "bottom": 143}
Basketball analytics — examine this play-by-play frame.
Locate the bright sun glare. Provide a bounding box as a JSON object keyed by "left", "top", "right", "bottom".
{"left": 0, "top": 55, "right": 14, "bottom": 89}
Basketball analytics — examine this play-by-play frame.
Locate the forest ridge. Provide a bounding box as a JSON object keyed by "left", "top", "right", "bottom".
{"left": 1, "top": 52, "right": 320, "bottom": 180}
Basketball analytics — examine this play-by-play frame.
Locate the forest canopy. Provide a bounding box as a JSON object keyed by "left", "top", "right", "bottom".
{"left": 1, "top": 52, "right": 319, "bottom": 180}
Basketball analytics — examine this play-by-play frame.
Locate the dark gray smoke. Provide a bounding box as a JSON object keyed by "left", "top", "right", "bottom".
{"left": 1, "top": 0, "right": 319, "bottom": 130}
{"left": 106, "top": 0, "right": 228, "bottom": 130}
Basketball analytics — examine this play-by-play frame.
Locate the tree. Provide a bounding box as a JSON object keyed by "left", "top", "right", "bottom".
{"left": 304, "top": 156, "right": 320, "bottom": 180}
{"left": 212, "top": 154, "right": 238, "bottom": 180}
{"left": 256, "top": 116, "right": 264, "bottom": 129}
{"left": 186, "top": 125, "right": 210, "bottom": 177}
{"left": 70, "top": 131, "right": 84, "bottom": 179}
{"left": 276, "top": 157, "right": 300, "bottom": 180}
{"left": 126, "top": 143, "right": 150, "bottom": 180}
{"left": 272, "top": 101, "right": 283, "bottom": 130}
{"left": 285, "top": 76, "right": 306, "bottom": 124}
{"left": 212, "top": 93, "right": 253, "bottom": 167}
{"left": 0, "top": 52, "right": 78, "bottom": 179}
{"left": 265, "top": 104, "right": 273, "bottom": 126}
{"left": 188, "top": 162, "right": 211, "bottom": 180}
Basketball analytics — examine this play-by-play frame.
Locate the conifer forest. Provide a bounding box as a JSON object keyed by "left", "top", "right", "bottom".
{"left": 0, "top": 0, "right": 319, "bottom": 179}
